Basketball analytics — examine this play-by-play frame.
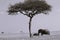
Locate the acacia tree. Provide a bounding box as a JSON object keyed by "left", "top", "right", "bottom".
{"left": 8, "top": 0, "right": 51, "bottom": 37}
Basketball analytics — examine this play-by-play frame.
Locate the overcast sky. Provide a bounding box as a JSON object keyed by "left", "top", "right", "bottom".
{"left": 0, "top": 0, "right": 60, "bottom": 33}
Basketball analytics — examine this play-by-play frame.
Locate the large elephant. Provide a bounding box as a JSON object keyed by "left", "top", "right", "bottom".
{"left": 38, "top": 29, "right": 50, "bottom": 36}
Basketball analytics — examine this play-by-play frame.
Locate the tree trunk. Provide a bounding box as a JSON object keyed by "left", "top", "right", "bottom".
{"left": 29, "top": 17, "right": 32, "bottom": 38}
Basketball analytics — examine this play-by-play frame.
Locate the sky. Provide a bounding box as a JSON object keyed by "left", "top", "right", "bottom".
{"left": 0, "top": 0, "right": 60, "bottom": 33}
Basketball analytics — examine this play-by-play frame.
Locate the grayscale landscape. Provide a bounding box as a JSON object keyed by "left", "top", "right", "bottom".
{"left": 0, "top": 0, "right": 60, "bottom": 40}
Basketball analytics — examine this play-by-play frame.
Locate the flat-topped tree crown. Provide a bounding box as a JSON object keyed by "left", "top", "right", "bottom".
{"left": 8, "top": 0, "right": 51, "bottom": 18}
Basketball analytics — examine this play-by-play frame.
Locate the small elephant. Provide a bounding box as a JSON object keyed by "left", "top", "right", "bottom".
{"left": 33, "top": 33, "right": 39, "bottom": 36}
{"left": 38, "top": 29, "right": 50, "bottom": 36}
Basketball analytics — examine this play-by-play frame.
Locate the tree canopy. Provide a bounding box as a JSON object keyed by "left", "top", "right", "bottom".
{"left": 8, "top": 0, "right": 51, "bottom": 17}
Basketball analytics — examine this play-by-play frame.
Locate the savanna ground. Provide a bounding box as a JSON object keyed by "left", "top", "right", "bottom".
{"left": 0, "top": 31, "right": 60, "bottom": 40}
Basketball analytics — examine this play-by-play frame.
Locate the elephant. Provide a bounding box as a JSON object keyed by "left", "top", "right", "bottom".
{"left": 33, "top": 33, "right": 39, "bottom": 36}
{"left": 38, "top": 29, "right": 50, "bottom": 36}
